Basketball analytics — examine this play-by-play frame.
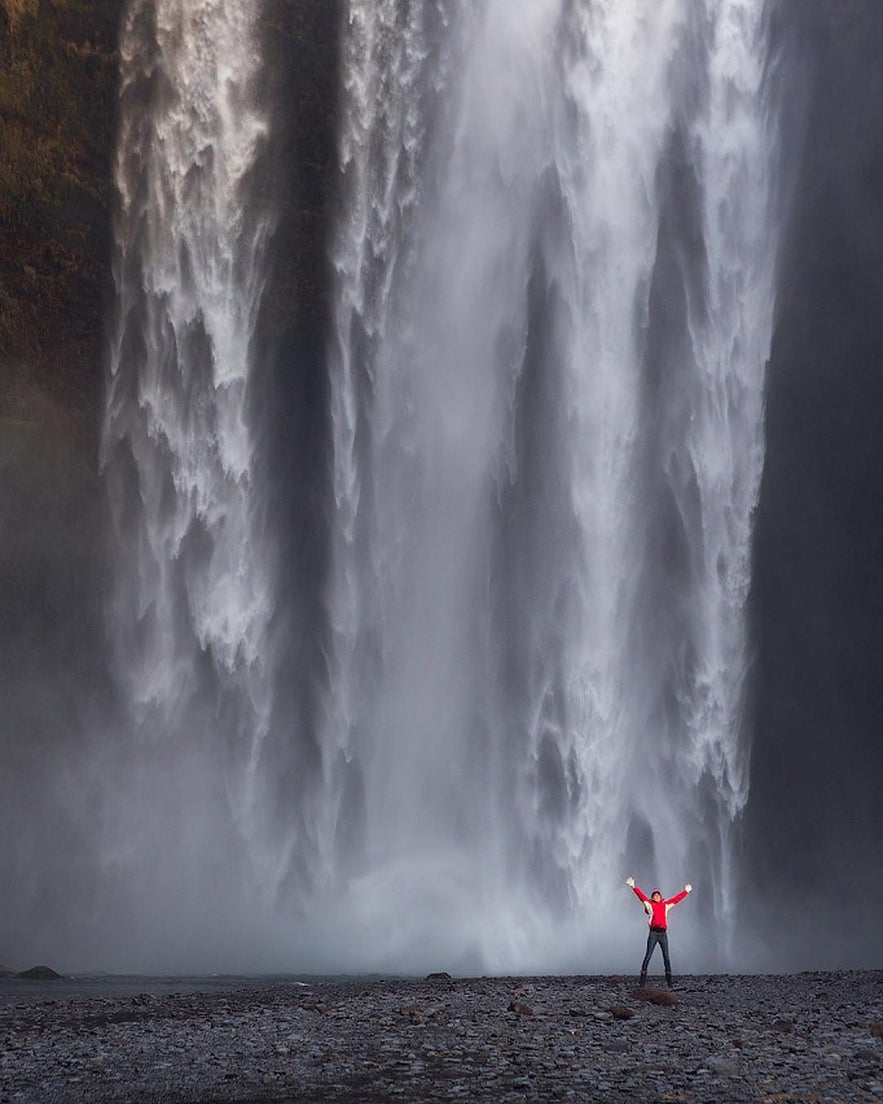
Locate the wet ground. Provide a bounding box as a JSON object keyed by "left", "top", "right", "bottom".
{"left": 1, "top": 971, "right": 881, "bottom": 1102}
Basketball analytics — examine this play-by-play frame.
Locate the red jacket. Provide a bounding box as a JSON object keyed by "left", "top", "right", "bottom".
{"left": 632, "top": 885, "right": 688, "bottom": 929}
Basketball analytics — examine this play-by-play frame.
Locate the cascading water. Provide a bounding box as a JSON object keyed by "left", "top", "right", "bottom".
{"left": 102, "top": 0, "right": 278, "bottom": 942}
{"left": 664, "top": 0, "right": 780, "bottom": 946}
{"left": 318, "top": 0, "right": 782, "bottom": 972}
{"left": 97, "top": 0, "right": 780, "bottom": 973}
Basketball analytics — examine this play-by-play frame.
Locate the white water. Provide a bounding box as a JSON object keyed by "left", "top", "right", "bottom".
{"left": 103, "top": 0, "right": 275, "bottom": 883}
{"left": 319, "top": 0, "right": 781, "bottom": 973}
{"left": 98, "top": 0, "right": 781, "bottom": 975}
{"left": 672, "top": 0, "right": 779, "bottom": 948}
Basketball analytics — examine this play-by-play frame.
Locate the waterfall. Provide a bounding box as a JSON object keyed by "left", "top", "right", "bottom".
{"left": 320, "top": 0, "right": 781, "bottom": 972}
{"left": 671, "top": 0, "right": 780, "bottom": 942}
{"left": 96, "top": 0, "right": 780, "bottom": 973}
{"left": 102, "top": 0, "right": 276, "bottom": 911}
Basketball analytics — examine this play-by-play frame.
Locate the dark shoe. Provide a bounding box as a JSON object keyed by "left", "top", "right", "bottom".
{"left": 666, "top": 973, "right": 673, "bottom": 988}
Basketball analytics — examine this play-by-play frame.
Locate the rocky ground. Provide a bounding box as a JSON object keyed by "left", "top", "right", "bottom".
{"left": 0, "top": 972, "right": 881, "bottom": 1103}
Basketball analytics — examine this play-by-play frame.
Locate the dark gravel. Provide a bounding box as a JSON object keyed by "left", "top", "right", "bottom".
{"left": 1, "top": 971, "right": 882, "bottom": 1102}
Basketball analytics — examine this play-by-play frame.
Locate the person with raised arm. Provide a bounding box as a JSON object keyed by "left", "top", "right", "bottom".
{"left": 625, "top": 875, "right": 692, "bottom": 988}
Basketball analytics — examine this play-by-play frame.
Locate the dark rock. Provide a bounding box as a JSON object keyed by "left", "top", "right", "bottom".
{"left": 0, "top": 0, "right": 122, "bottom": 444}
{"left": 608, "top": 1005, "right": 636, "bottom": 1020}
{"left": 633, "top": 987, "right": 678, "bottom": 1006}
{"left": 0, "top": 971, "right": 881, "bottom": 1102}
{"left": 425, "top": 972, "right": 452, "bottom": 981}
{"left": 16, "top": 965, "right": 63, "bottom": 980}
{"left": 507, "top": 1000, "right": 533, "bottom": 1016}
{"left": 871, "top": 1022, "right": 883, "bottom": 1038}
{"left": 707, "top": 1056, "right": 740, "bottom": 1076}
{"left": 771, "top": 1019, "right": 794, "bottom": 1033}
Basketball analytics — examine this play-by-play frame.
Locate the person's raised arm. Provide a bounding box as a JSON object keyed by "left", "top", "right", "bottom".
{"left": 625, "top": 876, "right": 648, "bottom": 902}
{"left": 666, "top": 884, "right": 692, "bottom": 906}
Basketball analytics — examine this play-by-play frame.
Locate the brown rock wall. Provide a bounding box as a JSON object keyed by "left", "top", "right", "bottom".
{"left": 0, "top": 0, "right": 122, "bottom": 455}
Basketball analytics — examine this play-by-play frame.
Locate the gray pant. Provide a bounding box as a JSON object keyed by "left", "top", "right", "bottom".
{"left": 641, "top": 927, "right": 672, "bottom": 975}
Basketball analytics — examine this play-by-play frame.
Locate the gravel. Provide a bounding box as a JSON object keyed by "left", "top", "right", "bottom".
{"left": 1, "top": 971, "right": 881, "bottom": 1102}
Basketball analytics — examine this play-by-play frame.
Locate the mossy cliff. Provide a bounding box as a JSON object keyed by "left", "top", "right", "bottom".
{"left": 0, "top": 0, "right": 122, "bottom": 452}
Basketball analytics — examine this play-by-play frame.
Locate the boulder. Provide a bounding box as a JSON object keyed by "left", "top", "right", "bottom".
{"left": 633, "top": 987, "right": 678, "bottom": 1006}
{"left": 16, "top": 965, "right": 63, "bottom": 980}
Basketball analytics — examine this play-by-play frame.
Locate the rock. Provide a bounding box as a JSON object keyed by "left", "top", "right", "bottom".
{"left": 0, "top": 971, "right": 881, "bottom": 1103}
{"left": 608, "top": 1005, "right": 635, "bottom": 1020}
{"left": 871, "top": 1022, "right": 883, "bottom": 1038}
{"left": 633, "top": 987, "right": 678, "bottom": 1006}
{"left": 771, "top": 1018, "right": 793, "bottom": 1033}
{"left": 16, "top": 965, "right": 63, "bottom": 980}
{"left": 425, "top": 972, "right": 452, "bottom": 982}
{"left": 707, "top": 1056, "right": 739, "bottom": 1076}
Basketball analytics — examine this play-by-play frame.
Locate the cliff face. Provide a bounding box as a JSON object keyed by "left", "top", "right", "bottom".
{"left": 744, "top": 1, "right": 883, "bottom": 963}
{"left": 0, "top": 0, "right": 122, "bottom": 451}
{"left": 0, "top": 0, "right": 124, "bottom": 757}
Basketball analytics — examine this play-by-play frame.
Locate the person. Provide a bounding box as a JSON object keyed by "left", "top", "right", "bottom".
{"left": 625, "top": 875, "right": 692, "bottom": 988}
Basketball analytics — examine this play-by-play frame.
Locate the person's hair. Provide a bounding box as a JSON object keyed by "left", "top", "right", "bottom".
{"left": 651, "top": 889, "right": 662, "bottom": 898}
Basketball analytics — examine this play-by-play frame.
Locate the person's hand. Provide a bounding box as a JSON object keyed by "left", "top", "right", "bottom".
{"left": 685, "top": 883, "right": 692, "bottom": 893}
{"left": 626, "top": 876, "right": 635, "bottom": 887}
